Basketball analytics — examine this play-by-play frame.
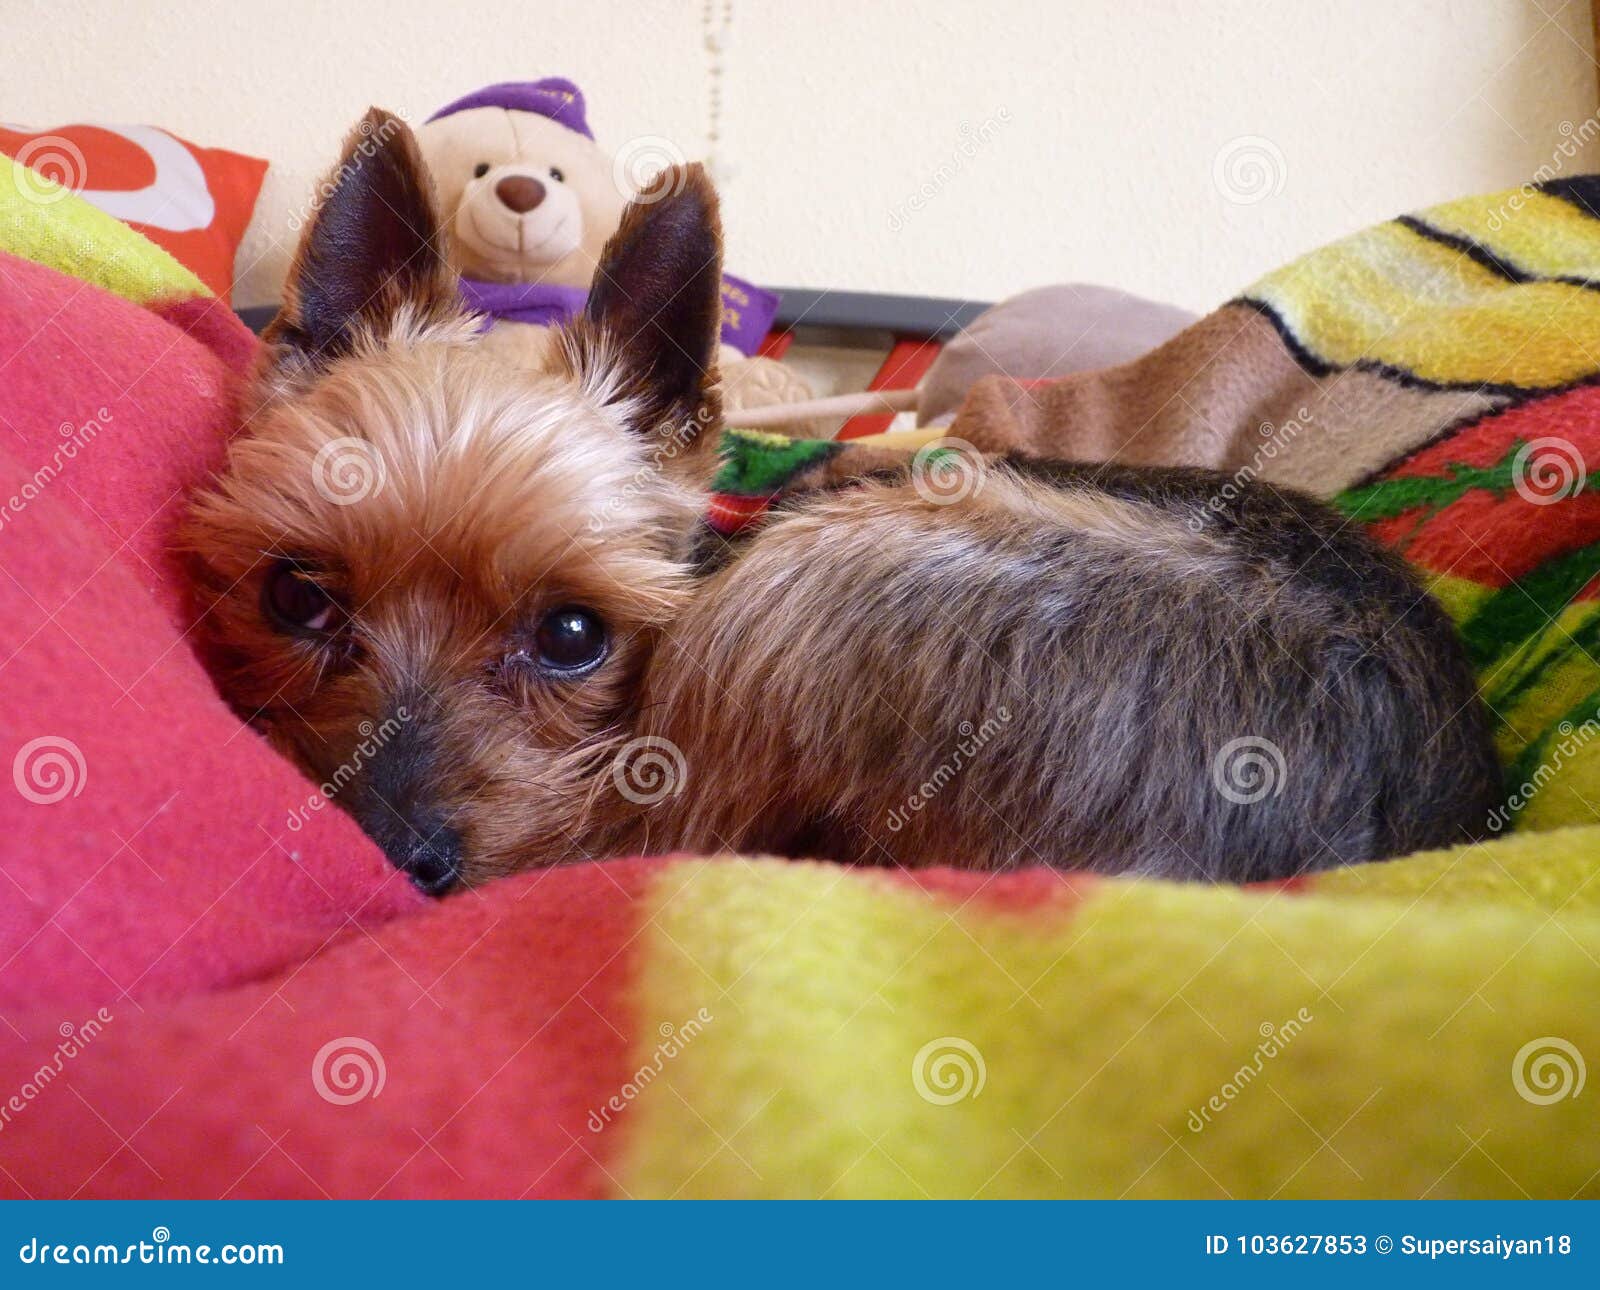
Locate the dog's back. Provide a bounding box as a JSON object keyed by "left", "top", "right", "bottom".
{"left": 635, "top": 458, "right": 1502, "bottom": 880}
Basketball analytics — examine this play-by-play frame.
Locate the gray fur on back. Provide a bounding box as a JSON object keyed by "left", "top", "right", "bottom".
{"left": 640, "top": 458, "right": 1502, "bottom": 880}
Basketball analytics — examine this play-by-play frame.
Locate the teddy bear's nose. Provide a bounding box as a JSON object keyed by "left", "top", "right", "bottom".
{"left": 495, "top": 175, "right": 547, "bottom": 214}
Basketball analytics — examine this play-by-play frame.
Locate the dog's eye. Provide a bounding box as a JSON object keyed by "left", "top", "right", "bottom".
{"left": 534, "top": 606, "right": 607, "bottom": 673}
{"left": 263, "top": 560, "right": 343, "bottom": 638}
{"left": 548, "top": 166, "right": 564, "bottom": 183}
{"left": 473, "top": 162, "right": 490, "bottom": 179}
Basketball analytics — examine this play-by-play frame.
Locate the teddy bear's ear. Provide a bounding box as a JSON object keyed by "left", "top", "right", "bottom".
{"left": 263, "top": 108, "right": 462, "bottom": 374}
{"left": 563, "top": 164, "right": 723, "bottom": 439}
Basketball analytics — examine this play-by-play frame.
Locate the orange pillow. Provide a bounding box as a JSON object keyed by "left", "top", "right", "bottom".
{"left": 0, "top": 122, "right": 267, "bottom": 301}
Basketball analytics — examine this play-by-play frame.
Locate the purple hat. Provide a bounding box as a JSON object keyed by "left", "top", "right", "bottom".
{"left": 425, "top": 77, "right": 592, "bottom": 139}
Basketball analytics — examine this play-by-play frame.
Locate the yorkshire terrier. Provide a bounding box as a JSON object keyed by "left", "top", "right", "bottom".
{"left": 186, "top": 110, "right": 1501, "bottom": 894}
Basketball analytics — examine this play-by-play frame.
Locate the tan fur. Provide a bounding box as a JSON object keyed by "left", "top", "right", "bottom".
{"left": 605, "top": 459, "right": 1499, "bottom": 877}
{"left": 998, "top": 475, "right": 1226, "bottom": 574}
{"left": 604, "top": 473, "right": 1214, "bottom": 864}
{"left": 188, "top": 110, "right": 1500, "bottom": 892}
{"left": 187, "top": 113, "right": 716, "bottom": 885}
{"left": 188, "top": 332, "right": 702, "bottom": 880}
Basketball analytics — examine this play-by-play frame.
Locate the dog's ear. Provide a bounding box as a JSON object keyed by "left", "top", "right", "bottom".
{"left": 564, "top": 164, "right": 723, "bottom": 439}
{"left": 263, "top": 108, "right": 460, "bottom": 374}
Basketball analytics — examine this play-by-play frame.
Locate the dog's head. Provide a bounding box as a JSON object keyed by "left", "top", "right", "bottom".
{"left": 187, "top": 108, "right": 723, "bottom": 893}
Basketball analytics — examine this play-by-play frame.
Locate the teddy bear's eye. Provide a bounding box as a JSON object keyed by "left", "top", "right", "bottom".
{"left": 549, "top": 167, "right": 564, "bottom": 183}
{"left": 473, "top": 163, "right": 490, "bottom": 179}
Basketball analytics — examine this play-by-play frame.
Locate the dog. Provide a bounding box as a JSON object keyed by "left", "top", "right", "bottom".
{"left": 186, "top": 109, "right": 1502, "bottom": 894}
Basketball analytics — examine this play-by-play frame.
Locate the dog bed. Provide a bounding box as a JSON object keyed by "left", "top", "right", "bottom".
{"left": 0, "top": 156, "right": 1594, "bottom": 1198}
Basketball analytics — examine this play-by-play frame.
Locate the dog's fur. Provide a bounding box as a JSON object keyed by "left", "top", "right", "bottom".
{"left": 186, "top": 110, "right": 1502, "bottom": 893}
{"left": 638, "top": 459, "right": 1502, "bottom": 880}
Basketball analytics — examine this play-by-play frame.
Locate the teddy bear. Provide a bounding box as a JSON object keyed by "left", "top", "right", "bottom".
{"left": 415, "top": 78, "right": 811, "bottom": 420}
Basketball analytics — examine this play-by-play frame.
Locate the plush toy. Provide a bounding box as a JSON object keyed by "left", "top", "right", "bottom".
{"left": 416, "top": 78, "right": 810, "bottom": 415}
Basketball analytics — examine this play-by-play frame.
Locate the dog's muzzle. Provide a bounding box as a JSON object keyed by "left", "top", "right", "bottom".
{"left": 347, "top": 713, "right": 463, "bottom": 896}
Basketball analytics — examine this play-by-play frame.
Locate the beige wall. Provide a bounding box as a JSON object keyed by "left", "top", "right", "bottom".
{"left": 12, "top": 0, "right": 1600, "bottom": 310}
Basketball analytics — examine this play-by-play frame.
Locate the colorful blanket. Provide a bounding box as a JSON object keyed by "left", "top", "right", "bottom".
{"left": 0, "top": 157, "right": 1595, "bottom": 1198}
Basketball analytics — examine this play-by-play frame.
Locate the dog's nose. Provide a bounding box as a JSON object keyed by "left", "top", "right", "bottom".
{"left": 495, "top": 175, "right": 546, "bottom": 213}
{"left": 361, "top": 800, "right": 463, "bottom": 896}
{"left": 388, "top": 821, "right": 463, "bottom": 897}
{"left": 352, "top": 707, "right": 464, "bottom": 895}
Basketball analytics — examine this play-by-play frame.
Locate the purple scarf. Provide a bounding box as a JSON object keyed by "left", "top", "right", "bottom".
{"left": 458, "top": 279, "right": 589, "bottom": 329}
{"left": 457, "top": 273, "right": 780, "bottom": 357}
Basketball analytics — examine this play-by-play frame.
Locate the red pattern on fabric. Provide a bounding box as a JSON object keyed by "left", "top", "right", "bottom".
{"left": 881, "top": 865, "right": 1094, "bottom": 914}
{"left": 1399, "top": 488, "right": 1600, "bottom": 585}
{"left": 1363, "top": 385, "right": 1600, "bottom": 586}
{"left": 705, "top": 491, "right": 772, "bottom": 534}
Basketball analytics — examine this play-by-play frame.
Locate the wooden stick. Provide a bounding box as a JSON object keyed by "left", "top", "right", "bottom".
{"left": 725, "top": 387, "right": 920, "bottom": 428}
